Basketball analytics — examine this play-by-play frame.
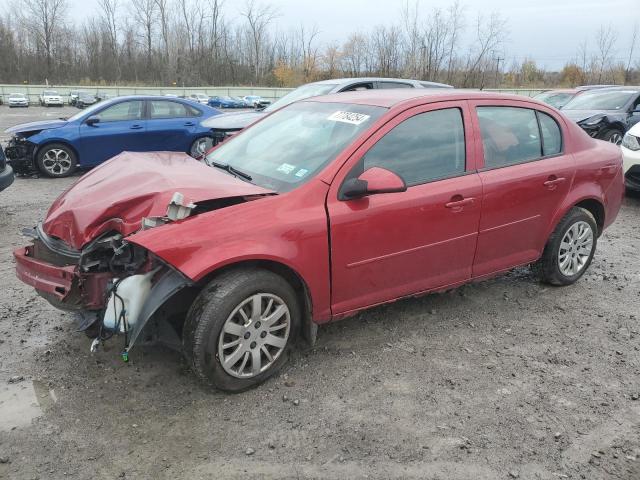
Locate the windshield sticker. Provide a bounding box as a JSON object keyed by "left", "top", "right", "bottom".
{"left": 327, "top": 111, "right": 371, "bottom": 125}
{"left": 295, "top": 169, "right": 309, "bottom": 178}
{"left": 277, "top": 163, "right": 296, "bottom": 174}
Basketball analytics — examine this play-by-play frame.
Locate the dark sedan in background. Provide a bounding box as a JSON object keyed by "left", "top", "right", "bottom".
{"left": 560, "top": 87, "right": 640, "bottom": 144}
{"left": 201, "top": 77, "right": 452, "bottom": 144}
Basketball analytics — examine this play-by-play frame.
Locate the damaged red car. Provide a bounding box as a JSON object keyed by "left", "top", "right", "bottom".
{"left": 14, "top": 90, "right": 625, "bottom": 391}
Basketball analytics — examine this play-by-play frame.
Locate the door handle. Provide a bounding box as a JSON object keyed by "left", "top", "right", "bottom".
{"left": 184, "top": 122, "right": 195, "bottom": 126}
{"left": 445, "top": 196, "right": 475, "bottom": 209}
{"left": 130, "top": 124, "right": 143, "bottom": 130}
{"left": 543, "top": 176, "right": 566, "bottom": 189}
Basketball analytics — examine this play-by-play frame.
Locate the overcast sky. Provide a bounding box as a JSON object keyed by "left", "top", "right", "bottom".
{"left": 69, "top": 0, "right": 639, "bottom": 70}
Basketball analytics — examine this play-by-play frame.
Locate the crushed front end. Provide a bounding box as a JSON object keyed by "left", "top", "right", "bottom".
{"left": 14, "top": 222, "right": 193, "bottom": 357}
{"left": 5, "top": 135, "right": 38, "bottom": 176}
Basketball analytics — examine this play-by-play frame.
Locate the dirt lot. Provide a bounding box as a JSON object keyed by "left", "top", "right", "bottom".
{"left": 0, "top": 107, "right": 639, "bottom": 480}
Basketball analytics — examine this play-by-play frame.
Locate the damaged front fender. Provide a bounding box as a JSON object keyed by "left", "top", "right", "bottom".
{"left": 102, "top": 266, "right": 193, "bottom": 351}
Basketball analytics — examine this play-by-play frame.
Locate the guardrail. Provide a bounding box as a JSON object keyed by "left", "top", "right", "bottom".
{"left": 0, "top": 85, "right": 295, "bottom": 104}
{"left": 0, "top": 84, "right": 550, "bottom": 104}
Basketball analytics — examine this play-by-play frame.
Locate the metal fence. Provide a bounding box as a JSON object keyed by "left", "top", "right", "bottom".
{"left": 0, "top": 84, "right": 549, "bottom": 104}
{"left": 0, "top": 85, "right": 295, "bottom": 104}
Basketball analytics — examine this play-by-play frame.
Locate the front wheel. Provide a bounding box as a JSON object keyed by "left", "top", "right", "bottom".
{"left": 183, "top": 268, "right": 300, "bottom": 392}
{"left": 533, "top": 207, "right": 598, "bottom": 286}
{"left": 599, "top": 129, "right": 624, "bottom": 145}
{"left": 36, "top": 143, "right": 78, "bottom": 178}
{"left": 189, "top": 136, "right": 214, "bottom": 158}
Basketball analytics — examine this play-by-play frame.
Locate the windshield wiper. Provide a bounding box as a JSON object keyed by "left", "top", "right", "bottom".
{"left": 210, "top": 160, "right": 253, "bottom": 182}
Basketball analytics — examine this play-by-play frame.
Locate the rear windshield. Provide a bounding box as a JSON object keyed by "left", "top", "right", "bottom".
{"left": 265, "top": 83, "right": 337, "bottom": 112}
{"left": 563, "top": 90, "right": 637, "bottom": 110}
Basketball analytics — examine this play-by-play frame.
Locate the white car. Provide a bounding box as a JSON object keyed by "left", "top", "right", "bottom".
{"left": 621, "top": 122, "right": 640, "bottom": 192}
{"left": 39, "top": 90, "right": 63, "bottom": 107}
{"left": 7, "top": 93, "right": 29, "bottom": 108}
{"left": 189, "top": 93, "right": 210, "bottom": 104}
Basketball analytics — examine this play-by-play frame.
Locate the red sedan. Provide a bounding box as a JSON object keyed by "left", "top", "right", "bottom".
{"left": 14, "top": 89, "right": 625, "bottom": 391}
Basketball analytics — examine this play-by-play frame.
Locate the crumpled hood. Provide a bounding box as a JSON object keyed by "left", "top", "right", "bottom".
{"left": 42, "top": 151, "right": 274, "bottom": 249}
{"left": 5, "top": 119, "right": 68, "bottom": 134}
{"left": 201, "top": 110, "right": 266, "bottom": 130}
{"left": 562, "top": 109, "right": 622, "bottom": 123}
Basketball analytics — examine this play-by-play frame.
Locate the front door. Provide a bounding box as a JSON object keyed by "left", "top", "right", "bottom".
{"left": 327, "top": 103, "right": 482, "bottom": 315}
{"left": 78, "top": 100, "right": 147, "bottom": 165}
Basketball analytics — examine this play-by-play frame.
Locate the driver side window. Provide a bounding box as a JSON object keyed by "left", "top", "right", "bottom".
{"left": 95, "top": 101, "right": 144, "bottom": 122}
{"left": 363, "top": 108, "right": 466, "bottom": 186}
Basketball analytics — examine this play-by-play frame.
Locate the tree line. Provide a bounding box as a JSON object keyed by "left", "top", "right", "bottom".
{"left": 0, "top": 0, "right": 638, "bottom": 88}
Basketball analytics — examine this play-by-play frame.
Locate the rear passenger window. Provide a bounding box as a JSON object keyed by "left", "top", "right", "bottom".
{"left": 378, "top": 82, "right": 414, "bottom": 89}
{"left": 538, "top": 112, "right": 562, "bottom": 156}
{"left": 477, "top": 107, "right": 541, "bottom": 168}
{"left": 363, "top": 108, "right": 466, "bottom": 186}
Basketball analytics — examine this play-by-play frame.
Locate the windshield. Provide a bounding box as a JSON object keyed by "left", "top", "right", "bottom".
{"left": 205, "top": 101, "right": 385, "bottom": 192}
{"left": 535, "top": 92, "right": 575, "bottom": 109}
{"left": 562, "top": 90, "right": 637, "bottom": 110}
{"left": 66, "top": 99, "right": 110, "bottom": 121}
{"left": 10, "top": 94, "right": 25, "bottom": 98}
{"left": 43, "top": 91, "right": 57, "bottom": 95}
{"left": 265, "top": 83, "right": 337, "bottom": 112}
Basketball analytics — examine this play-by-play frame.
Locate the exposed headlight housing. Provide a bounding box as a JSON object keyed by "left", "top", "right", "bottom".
{"left": 622, "top": 133, "right": 640, "bottom": 151}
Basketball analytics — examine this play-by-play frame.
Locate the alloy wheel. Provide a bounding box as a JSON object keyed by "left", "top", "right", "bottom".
{"left": 191, "top": 137, "right": 213, "bottom": 157}
{"left": 608, "top": 132, "right": 623, "bottom": 145}
{"left": 218, "top": 293, "right": 291, "bottom": 379}
{"left": 558, "top": 220, "right": 594, "bottom": 276}
{"left": 42, "top": 149, "right": 72, "bottom": 175}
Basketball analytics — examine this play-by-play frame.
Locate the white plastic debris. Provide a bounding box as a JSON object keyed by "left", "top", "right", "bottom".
{"left": 166, "top": 192, "right": 196, "bottom": 221}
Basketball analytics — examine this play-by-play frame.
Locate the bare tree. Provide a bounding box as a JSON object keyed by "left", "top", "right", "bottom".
{"left": 130, "top": 0, "right": 156, "bottom": 71}
{"left": 241, "top": 0, "right": 278, "bottom": 84}
{"left": 463, "top": 12, "right": 507, "bottom": 87}
{"left": 595, "top": 25, "right": 617, "bottom": 83}
{"left": 18, "top": 0, "right": 68, "bottom": 80}
{"left": 625, "top": 22, "right": 639, "bottom": 83}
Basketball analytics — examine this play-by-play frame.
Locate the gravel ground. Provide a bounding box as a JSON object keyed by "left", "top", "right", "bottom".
{"left": 0, "top": 108, "right": 639, "bottom": 480}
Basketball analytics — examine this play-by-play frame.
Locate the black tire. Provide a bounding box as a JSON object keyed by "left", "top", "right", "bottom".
{"left": 36, "top": 143, "right": 78, "bottom": 178}
{"left": 189, "top": 136, "right": 214, "bottom": 158}
{"left": 183, "top": 268, "right": 300, "bottom": 392}
{"left": 533, "top": 207, "right": 598, "bottom": 286}
{"left": 599, "top": 128, "right": 624, "bottom": 145}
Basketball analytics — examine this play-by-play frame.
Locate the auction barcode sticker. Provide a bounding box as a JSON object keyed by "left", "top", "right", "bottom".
{"left": 327, "top": 111, "right": 371, "bottom": 125}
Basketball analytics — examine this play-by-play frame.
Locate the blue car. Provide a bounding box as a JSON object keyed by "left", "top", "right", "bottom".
{"left": 4, "top": 96, "right": 221, "bottom": 177}
{"left": 208, "top": 96, "right": 243, "bottom": 109}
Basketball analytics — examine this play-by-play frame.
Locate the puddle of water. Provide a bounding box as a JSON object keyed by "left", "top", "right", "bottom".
{"left": 0, "top": 380, "right": 57, "bottom": 432}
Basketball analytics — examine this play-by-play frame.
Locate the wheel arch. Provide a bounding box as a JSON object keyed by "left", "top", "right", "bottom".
{"left": 198, "top": 259, "right": 317, "bottom": 346}
{"left": 35, "top": 140, "right": 80, "bottom": 164}
{"left": 573, "top": 198, "right": 605, "bottom": 235}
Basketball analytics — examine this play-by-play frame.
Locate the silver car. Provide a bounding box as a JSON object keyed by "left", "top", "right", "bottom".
{"left": 202, "top": 77, "right": 453, "bottom": 137}
{"left": 7, "top": 93, "right": 29, "bottom": 108}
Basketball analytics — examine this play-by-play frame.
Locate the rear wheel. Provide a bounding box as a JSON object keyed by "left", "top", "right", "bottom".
{"left": 36, "top": 143, "right": 78, "bottom": 178}
{"left": 599, "top": 129, "right": 624, "bottom": 145}
{"left": 183, "top": 268, "right": 299, "bottom": 392}
{"left": 533, "top": 207, "right": 597, "bottom": 285}
{"left": 189, "top": 136, "right": 214, "bottom": 158}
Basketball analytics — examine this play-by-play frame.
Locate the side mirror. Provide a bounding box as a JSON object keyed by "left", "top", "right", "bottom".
{"left": 340, "top": 166, "right": 407, "bottom": 200}
{"left": 86, "top": 116, "right": 100, "bottom": 126}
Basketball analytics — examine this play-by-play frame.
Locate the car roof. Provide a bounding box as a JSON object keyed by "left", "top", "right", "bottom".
{"left": 538, "top": 89, "right": 578, "bottom": 94}
{"left": 310, "top": 77, "right": 452, "bottom": 88}
{"left": 304, "top": 89, "right": 544, "bottom": 109}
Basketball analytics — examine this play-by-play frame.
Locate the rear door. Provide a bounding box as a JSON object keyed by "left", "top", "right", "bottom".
{"left": 145, "top": 100, "right": 202, "bottom": 151}
{"left": 470, "top": 101, "right": 575, "bottom": 277}
{"left": 78, "top": 100, "right": 146, "bottom": 165}
{"left": 326, "top": 102, "right": 482, "bottom": 315}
